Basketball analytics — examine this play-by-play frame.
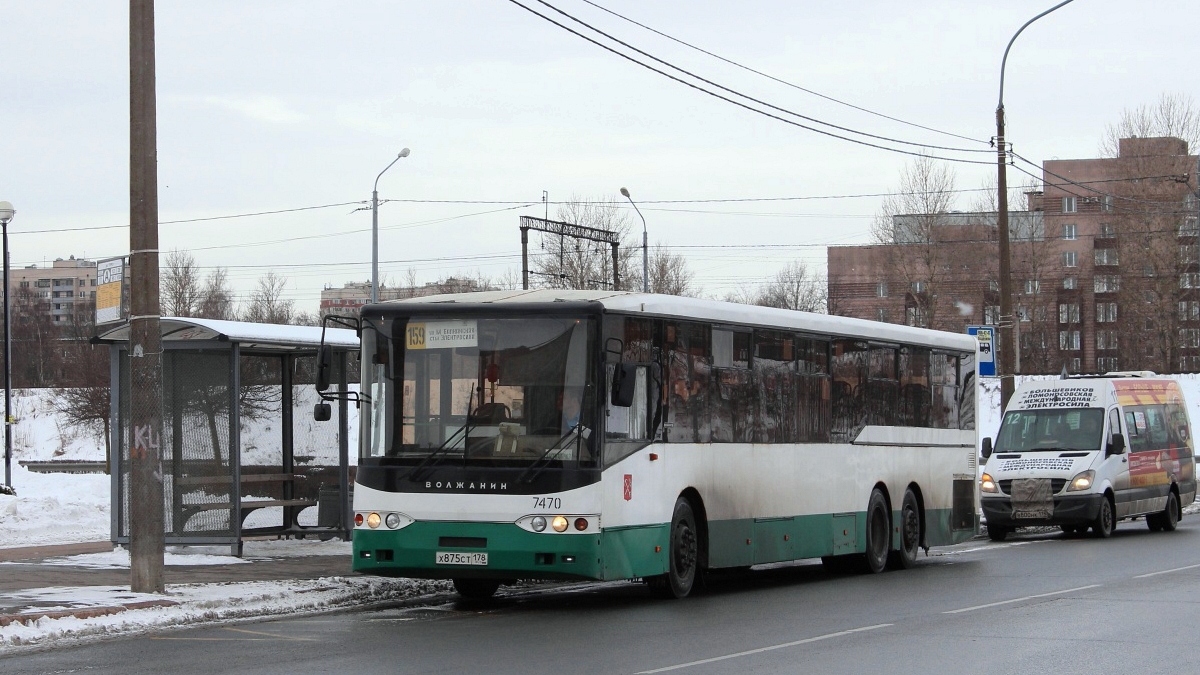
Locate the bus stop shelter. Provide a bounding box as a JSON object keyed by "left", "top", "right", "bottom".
{"left": 97, "top": 318, "right": 359, "bottom": 555}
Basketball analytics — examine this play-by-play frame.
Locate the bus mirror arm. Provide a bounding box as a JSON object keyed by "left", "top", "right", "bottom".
{"left": 1108, "top": 433, "right": 1126, "bottom": 456}
{"left": 981, "top": 437, "right": 993, "bottom": 460}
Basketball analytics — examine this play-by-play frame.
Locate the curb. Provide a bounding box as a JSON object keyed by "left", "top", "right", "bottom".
{"left": 0, "top": 599, "right": 178, "bottom": 627}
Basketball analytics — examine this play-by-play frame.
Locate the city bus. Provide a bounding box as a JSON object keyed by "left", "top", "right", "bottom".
{"left": 317, "top": 289, "right": 979, "bottom": 599}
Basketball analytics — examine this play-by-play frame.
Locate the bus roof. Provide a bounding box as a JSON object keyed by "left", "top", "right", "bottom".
{"left": 377, "top": 289, "right": 977, "bottom": 352}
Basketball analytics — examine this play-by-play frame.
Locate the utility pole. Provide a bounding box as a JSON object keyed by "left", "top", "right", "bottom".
{"left": 129, "top": 0, "right": 165, "bottom": 593}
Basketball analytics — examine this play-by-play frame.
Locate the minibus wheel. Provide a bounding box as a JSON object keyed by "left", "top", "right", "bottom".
{"left": 1148, "top": 491, "right": 1180, "bottom": 532}
{"left": 986, "top": 525, "right": 1010, "bottom": 542}
{"left": 1091, "top": 496, "right": 1115, "bottom": 538}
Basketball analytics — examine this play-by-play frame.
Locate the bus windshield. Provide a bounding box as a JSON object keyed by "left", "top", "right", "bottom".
{"left": 994, "top": 407, "right": 1105, "bottom": 453}
{"left": 360, "top": 315, "right": 597, "bottom": 467}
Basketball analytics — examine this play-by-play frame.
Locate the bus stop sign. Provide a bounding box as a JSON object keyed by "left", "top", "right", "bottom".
{"left": 967, "top": 325, "right": 996, "bottom": 377}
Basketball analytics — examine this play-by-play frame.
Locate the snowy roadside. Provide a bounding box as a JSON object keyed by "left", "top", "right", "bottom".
{"left": 1, "top": 569, "right": 453, "bottom": 654}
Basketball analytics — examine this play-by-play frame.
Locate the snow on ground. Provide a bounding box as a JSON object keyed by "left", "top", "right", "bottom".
{"left": 1, "top": 572, "right": 453, "bottom": 653}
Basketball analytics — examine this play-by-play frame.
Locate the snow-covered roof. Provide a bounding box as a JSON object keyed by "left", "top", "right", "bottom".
{"left": 95, "top": 317, "right": 359, "bottom": 351}
{"left": 379, "top": 290, "right": 978, "bottom": 352}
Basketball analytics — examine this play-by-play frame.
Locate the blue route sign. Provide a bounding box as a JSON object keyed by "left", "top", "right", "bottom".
{"left": 967, "top": 325, "right": 997, "bottom": 377}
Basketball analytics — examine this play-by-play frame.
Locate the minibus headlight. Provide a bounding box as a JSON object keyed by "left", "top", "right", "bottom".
{"left": 980, "top": 473, "right": 998, "bottom": 494}
{"left": 1066, "top": 470, "right": 1096, "bottom": 492}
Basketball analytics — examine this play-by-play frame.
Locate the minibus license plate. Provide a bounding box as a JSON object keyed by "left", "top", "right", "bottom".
{"left": 436, "top": 551, "right": 488, "bottom": 566}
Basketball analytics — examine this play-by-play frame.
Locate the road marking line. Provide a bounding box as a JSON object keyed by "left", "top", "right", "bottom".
{"left": 943, "top": 585, "right": 1101, "bottom": 614}
{"left": 634, "top": 624, "right": 893, "bottom": 674}
{"left": 222, "top": 626, "right": 318, "bottom": 641}
{"left": 1134, "top": 563, "right": 1200, "bottom": 579}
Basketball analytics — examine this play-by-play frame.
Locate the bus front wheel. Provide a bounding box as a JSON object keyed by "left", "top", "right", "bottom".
{"left": 649, "top": 498, "right": 699, "bottom": 599}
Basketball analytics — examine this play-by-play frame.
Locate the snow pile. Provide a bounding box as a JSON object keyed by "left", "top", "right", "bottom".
{"left": 0, "top": 574, "right": 453, "bottom": 653}
{"left": 0, "top": 463, "right": 110, "bottom": 548}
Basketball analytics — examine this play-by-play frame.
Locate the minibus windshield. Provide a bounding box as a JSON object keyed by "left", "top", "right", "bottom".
{"left": 994, "top": 408, "right": 1105, "bottom": 453}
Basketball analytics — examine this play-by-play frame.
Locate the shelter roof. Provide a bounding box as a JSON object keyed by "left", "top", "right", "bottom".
{"left": 95, "top": 317, "right": 358, "bottom": 351}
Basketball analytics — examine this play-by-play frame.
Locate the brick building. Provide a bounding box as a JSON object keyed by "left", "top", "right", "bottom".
{"left": 828, "top": 137, "right": 1200, "bottom": 375}
{"left": 319, "top": 277, "right": 487, "bottom": 318}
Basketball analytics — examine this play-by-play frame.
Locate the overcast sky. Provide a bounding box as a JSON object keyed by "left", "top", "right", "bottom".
{"left": 1, "top": 0, "right": 1195, "bottom": 311}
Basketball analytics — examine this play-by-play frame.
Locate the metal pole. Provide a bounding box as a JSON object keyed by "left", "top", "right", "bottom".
{"left": 620, "top": 188, "right": 648, "bottom": 293}
{"left": 129, "top": 0, "right": 165, "bottom": 593}
{"left": 2, "top": 215, "right": 11, "bottom": 491}
{"left": 996, "top": 0, "right": 1075, "bottom": 412}
{"left": 371, "top": 149, "right": 408, "bottom": 305}
{"left": 371, "top": 187, "right": 379, "bottom": 304}
{"left": 521, "top": 226, "right": 530, "bottom": 290}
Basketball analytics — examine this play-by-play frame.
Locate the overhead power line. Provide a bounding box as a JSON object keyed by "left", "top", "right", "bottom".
{"left": 505, "top": 0, "right": 995, "bottom": 165}
{"left": 578, "top": 0, "right": 985, "bottom": 146}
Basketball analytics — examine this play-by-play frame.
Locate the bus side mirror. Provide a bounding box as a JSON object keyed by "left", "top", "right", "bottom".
{"left": 314, "top": 402, "right": 331, "bottom": 422}
{"left": 611, "top": 363, "right": 637, "bottom": 407}
{"left": 1108, "top": 433, "right": 1126, "bottom": 456}
{"left": 981, "top": 437, "right": 993, "bottom": 460}
{"left": 315, "top": 345, "right": 332, "bottom": 392}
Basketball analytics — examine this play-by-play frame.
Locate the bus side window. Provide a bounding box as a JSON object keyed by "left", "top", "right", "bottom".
{"left": 1108, "top": 408, "right": 1121, "bottom": 451}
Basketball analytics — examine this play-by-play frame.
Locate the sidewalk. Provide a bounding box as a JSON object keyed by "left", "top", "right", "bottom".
{"left": 0, "top": 539, "right": 452, "bottom": 652}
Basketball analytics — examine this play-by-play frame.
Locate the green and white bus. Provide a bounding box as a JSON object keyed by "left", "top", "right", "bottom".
{"left": 327, "top": 290, "right": 979, "bottom": 599}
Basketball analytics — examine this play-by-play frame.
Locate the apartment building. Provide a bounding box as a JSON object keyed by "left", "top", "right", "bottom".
{"left": 319, "top": 277, "right": 486, "bottom": 318}
{"left": 828, "top": 137, "right": 1200, "bottom": 375}
{"left": 9, "top": 256, "right": 98, "bottom": 325}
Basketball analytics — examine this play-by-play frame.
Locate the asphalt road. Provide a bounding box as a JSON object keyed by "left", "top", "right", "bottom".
{"left": 9, "top": 520, "right": 1200, "bottom": 675}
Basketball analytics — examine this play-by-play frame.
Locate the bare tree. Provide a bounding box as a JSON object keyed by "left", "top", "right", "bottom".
{"left": 532, "top": 197, "right": 638, "bottom": 290}
{"left": 242, "top": 271, "right": 295, "bottom": 325}
{"left": 1100, "top": 93, "right": 1200, "bottom": 157}
{"left": 647, "top": 244, "right": 698, "bottom": 296}
{"left": 162, "top": 249, "right": 202, "bottom": 317}
{"left": 872, "top": 155, "right": 960, "bottom": 330}
{"left": 197, "top": 267, "right": 236, "bottom": 320}
{"left": 53, "top": 342, "right": 111, "bottom": 466}
{"left": 756, "top": 261, "right": 827, "bottom": 312}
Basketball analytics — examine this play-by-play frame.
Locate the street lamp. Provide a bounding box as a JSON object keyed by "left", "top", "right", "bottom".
{"left": 995, "top": 0, "right": 1074, "bottom": 412}
{"left": 620, "top": 188, "right": 648, "bottom": 293}
{"left": 0, "top": 200, "right": 14, "bottom": 494}
{"left": 371, "top": 148, "right": 410, "bottom": 304}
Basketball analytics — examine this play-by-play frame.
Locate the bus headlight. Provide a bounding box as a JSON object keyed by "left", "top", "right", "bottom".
{"left": 552, "top": 516, "right": 569, "bottom": 532}
{"left": 980, "top": 473, "right": 998, "bottom": 494}
{"left": 531, "top": 516, "right": 547, "bottom": 532}
{"left": 385, "top": 513, "right": 401, "bottom": 529}
{"left": 1066, "top": 470, "right": 1095, "bottom": 492}
{"left": 366, "top": 512, "right": 381, "bottom": 529}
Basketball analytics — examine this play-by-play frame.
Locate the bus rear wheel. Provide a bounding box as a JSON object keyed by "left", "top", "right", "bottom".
{"left": 887, "top": 489, "right": 921, "bottom": 570}
{"left": 862, "top": 489, "right": 890, "bottom": 574}
{"left": 649, "top": 497, "right": 699, "bottom": 599}
{"left": 453, "top": 578, "right": 500, "bottom": 600}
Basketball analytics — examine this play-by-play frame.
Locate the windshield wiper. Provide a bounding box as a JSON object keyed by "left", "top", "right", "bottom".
{"left": 516, "top": 425, "right": 587, "bottom": 484}
{"left": 400, "top": 394, "right": 478, "bottom": 482}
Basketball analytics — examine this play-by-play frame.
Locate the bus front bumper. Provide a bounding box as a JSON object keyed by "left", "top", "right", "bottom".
{"left": 353, "top": 521, "right": 604, "bottom": 582}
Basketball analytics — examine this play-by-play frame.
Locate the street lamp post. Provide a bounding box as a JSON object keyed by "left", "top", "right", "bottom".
{"left": 996, "top": 0, "right": 1074, "bottom": 412}
{"left": 0, "top": 201, "right": 14, "bottom": 493}
{"left": 371, "top": 148, "right": 410, "bottom": 304}
{"left": 620, "top": 188, "right": 648, "bottom": 293}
